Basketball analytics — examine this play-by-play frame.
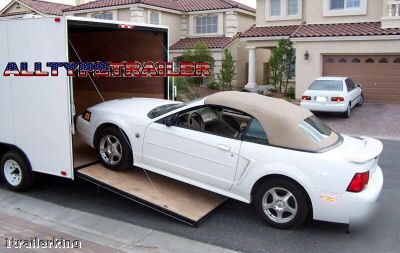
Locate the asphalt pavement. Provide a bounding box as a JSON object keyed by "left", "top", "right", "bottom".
{"left": 1, "top": 140, "right": 399, "bottom": 253}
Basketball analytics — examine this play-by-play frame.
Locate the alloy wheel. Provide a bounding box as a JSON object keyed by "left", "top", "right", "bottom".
{"left": 262, "top": 187, "right": 298, "bottom": 224}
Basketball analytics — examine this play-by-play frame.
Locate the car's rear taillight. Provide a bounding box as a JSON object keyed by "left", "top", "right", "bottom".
{"left": 331, "top": 97, "right": 345, "bottom": 102}
{"left": 347, "top": 172, "right": 369, "bottom": 192}
{"left": 302, "top": 96, "right": 311, "bottom": 101}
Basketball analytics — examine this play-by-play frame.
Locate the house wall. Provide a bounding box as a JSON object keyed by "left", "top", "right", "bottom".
{"left": 142, "top": 9, "right": 182, "bottom": 45}
{"left": 237, "top": 12, "right": 256, "bottom": 33}
{"left": 294, "top": 39, "right": 400, "bottom": 98}
{"left": 257, "top": 0, "right": 383, "bottom": 27}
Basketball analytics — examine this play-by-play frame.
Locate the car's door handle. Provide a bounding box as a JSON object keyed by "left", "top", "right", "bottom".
{"left": 217, "top": 145, "right": 230, "bottom": 151}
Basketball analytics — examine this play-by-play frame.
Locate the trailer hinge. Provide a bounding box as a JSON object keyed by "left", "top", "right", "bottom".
{"left": 70, "top": 125, "right": 75, "bottom": 135}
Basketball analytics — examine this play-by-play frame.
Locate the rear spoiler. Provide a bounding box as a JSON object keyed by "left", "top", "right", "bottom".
{"left": 345, "top": 137, "right": 383, "bottom": 164}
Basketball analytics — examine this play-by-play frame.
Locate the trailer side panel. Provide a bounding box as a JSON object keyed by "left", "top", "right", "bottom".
{"left": 0, "top": 18, "right": 74, "bottom": 178}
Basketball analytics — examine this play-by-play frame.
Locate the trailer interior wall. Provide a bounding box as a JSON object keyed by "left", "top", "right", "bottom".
{"left": 67, "top": 20, "right": 168, "bottom": 115}
{"left": 67, "top": 20, "right": 168, "bottom": 168}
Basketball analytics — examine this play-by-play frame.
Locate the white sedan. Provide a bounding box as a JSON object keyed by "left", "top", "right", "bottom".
{"left": 300, "top": 77, "right": 364, "bottom": 118}
{"left": 77, "top": 91, "right": 383, "bottom": 229}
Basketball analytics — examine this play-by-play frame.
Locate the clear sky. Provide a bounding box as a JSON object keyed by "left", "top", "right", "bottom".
{"left": 0, "top": 0, "right": 257, "bottom": 12}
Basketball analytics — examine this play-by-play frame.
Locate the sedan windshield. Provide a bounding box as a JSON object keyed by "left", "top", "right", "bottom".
{"left": 308, "top": 80, "right": 343, "bottom": 91}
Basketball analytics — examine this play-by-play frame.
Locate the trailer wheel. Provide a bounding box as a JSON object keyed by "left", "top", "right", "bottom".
{"left": 96, "top": 127, "right": 132, "bottom": 171}
{"left": 1, "top": 151, "right": 34, "bottom": 192}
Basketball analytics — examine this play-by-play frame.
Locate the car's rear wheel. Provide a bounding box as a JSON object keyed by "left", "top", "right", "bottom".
{"left": 1, "top": 151, "right": 34, "bottom": 191}
{"left": 343, "top": 103, "right": 351, "bottom": 118}
{"left": 96, "top": 127, "right": 132, "bottom": 171}
{"left": 254, "top": 179, "right": 309, "bottom": 229}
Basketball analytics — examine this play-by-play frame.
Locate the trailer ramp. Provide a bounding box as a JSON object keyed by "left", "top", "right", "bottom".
{"left": 76, "top": 164, "right": 227, "bottom": 226}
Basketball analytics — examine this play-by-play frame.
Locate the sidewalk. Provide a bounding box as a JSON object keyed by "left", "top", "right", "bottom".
{"left": 0, "top": 188, "right": 238, "bottom": 253}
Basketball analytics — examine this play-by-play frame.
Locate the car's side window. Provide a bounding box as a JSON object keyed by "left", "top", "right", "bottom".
{"left": 345, "top": 79, "right": 356, "bottom": 91}
{"left": 243, "top": 118, "right": 269, "bottom": 145}
{"left": 174, "top": 106, "right": 250, "bottom": 139}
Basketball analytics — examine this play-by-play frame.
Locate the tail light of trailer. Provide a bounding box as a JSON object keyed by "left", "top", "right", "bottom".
{"left": 302, "top": 96, "right": 311, "bottom": 101}
{"left": 331, "top": 97, "right": 345, "bottom": 102}
{"left": 347, "top": 171, "right": 369, "bottom": 193}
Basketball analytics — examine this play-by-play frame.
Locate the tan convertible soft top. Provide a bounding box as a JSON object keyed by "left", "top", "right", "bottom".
{"left": 205, "top": 91, "right": 339, "bottom": 151}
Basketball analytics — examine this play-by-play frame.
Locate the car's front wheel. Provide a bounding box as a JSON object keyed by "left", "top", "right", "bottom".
{"left": 358, "top": 94, "right": 364, "bottom": 106}
{"left": 254, "top": 179, "right": 309, "bottom": 229}
{"left": 96, "top": 127, "right": 132, "bottom": 171}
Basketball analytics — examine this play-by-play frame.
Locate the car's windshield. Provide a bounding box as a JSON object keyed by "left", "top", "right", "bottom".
{"left": 147, "top": 99, "right": 200, "bottom": 119}
{"left": 308, "top": 80, "right": 343, "bottom": 91}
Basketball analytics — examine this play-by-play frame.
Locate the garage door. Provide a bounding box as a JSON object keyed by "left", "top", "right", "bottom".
{"left": 323, "top": 55, "right": 400, "bottom": 102}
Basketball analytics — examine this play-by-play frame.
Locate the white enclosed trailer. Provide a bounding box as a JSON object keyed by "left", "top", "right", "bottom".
{"left": 0, "top": 16, "right": 225, "bottom": 226}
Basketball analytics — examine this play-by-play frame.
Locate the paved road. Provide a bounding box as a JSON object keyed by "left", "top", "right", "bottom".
{"left": 2, "top": 140, "right": 399, "bottom": 253}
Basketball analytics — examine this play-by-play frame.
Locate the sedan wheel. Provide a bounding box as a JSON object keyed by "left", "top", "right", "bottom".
{"left": 343, "top": 104, "right": 351, "bottom": 118}
{"left": 254, "top": 179, "right": 309, "bottom": 229}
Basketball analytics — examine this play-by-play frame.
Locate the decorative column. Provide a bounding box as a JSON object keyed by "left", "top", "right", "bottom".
{"left": 181, "top": 14, "right": 188, "bottom": 39}
{"left": 225, "top": 11, "right": 238, "bottom": 38}
{"left": 245, "top": 46, "right": 257, "bottom": 89}
{"left": 130, "top": 6, "right": 145, "bottom": 23}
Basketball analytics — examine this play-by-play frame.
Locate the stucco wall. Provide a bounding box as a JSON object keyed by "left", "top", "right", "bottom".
{"left": 237, "top": 12, "right": 256, "bottom": 33}
{"left": 143, "top": 9, "right": 182, "bottom": 45}
{"left": 257, "top": 0, "right": 384, "bottom": 27}
{"left": 4, "top": 2, "right": 31, "bottom": 14}
{"left": 294, "top": 39, "right": 400, "bottom": 98}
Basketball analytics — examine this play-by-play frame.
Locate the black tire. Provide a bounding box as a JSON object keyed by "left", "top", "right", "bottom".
{"left": 95, "top": 127, "right": 132, "bottom": 171}
{"left": 343, "top": 103, "right": 351, "bottom": 118}
{"left": 254, "top": 178, "right": 309, "bottom": 229}
{"left": 0, "top": 150, "right": 34, "bottom": 192}
{"left": 358, "top": 94, "right": 364, "bottom": 106}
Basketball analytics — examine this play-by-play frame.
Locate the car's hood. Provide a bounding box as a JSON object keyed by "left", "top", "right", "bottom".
{"left": 326, "top": 135, "right": 383, "bottom": 164}
{"left": 88, "top": 98, "right": 178, "bottom": 117}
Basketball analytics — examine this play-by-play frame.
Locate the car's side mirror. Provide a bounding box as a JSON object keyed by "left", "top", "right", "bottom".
{"left": 165, "top": 116, "right": 174, "bottom": 127}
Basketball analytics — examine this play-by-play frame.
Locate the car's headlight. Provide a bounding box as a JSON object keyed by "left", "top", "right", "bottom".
{"left": 82, "top": 110, "right": 92, "bottom": 122}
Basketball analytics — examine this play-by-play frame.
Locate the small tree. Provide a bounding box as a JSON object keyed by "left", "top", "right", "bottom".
{"left": 279, "top": 39, "right": 295, "bottom": 94}
{"left": 268, "top": 48, "right": 283, "bottom": 92}
{"left": 218, "top": 49, "right": 235, "bottom": 90}
{"left": 180, "top": 41, "right": 214, "bottom": 86}
{"left": 268, "top": 39, "right": 294, "bottom": 93}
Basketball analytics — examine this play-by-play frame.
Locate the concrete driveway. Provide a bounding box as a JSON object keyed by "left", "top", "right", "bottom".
{"left": 316, "top": 103, "right": 400, "bottom": 140}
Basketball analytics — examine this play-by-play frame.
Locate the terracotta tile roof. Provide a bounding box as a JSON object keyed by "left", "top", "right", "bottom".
{"left": 242, "top": 24, "right": 299, "bottom": 38}
{"left": 65, "top": 0, "right": 255, "bottom": 13}
{"left": 291, "top": 22, "right": 400, "bottom": 37}
{"left": 242, "top": 22, "right": 400, "bottom": 39}
{"left": 170, "top": 35, "right": 240, "bottom": 50}
{"left": 1, "top": 0, "right": 71, "bottom": 17}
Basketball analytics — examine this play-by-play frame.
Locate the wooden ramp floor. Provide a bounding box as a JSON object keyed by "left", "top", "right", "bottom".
{"left": 76, "top": 164, "right": 227, "bottom": 226}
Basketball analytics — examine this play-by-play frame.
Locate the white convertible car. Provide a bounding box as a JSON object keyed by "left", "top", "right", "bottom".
{"left": 77, "top": 91, "right": 383, "bottom": 229}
